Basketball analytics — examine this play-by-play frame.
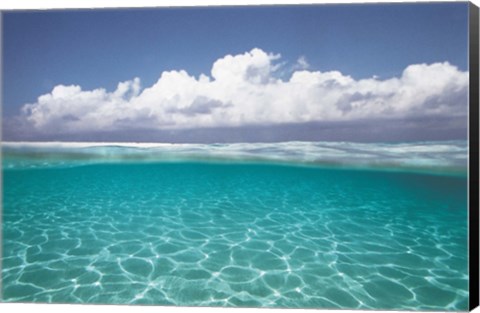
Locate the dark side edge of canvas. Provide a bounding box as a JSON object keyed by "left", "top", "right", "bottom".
{"left": 469, "top": 2, "right": 480, "bottom": 311}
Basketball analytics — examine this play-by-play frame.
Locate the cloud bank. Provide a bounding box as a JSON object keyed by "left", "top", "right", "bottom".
{"left": 18, "top": 48, "right": 468, "bottom": 135}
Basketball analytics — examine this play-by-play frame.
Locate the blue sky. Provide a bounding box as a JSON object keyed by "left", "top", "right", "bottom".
{"left": 1, "top": 3, "right": 470, "bottom": 142}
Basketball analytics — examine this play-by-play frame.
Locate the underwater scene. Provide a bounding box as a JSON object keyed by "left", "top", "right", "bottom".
{"left": 0, "top": 141, "right": 469, "bottom": 310}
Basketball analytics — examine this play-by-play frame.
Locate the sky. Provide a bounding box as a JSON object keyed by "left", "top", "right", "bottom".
{"left": 1, "top": 2, "right": 470, "bottom": 142}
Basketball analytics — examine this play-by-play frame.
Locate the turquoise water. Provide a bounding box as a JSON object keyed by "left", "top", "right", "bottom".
{"left": 1, "top": 142, "right": 469, "bottom": 310}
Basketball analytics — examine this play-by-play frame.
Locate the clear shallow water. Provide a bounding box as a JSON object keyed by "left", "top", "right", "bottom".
{"left": 1, "top": 142, "right": 468, "bottom": 310}
{"left": 2, "top": 140, "right": 468, "bottom": 175}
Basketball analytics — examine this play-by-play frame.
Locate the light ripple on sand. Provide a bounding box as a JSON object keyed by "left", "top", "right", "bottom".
{"left": 1, "top": 162, "right": 468, "bottom": 309}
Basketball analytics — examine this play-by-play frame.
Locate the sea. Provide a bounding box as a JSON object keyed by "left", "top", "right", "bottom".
{"left": 0, "top": 141, "right": 469, "bottom": 310}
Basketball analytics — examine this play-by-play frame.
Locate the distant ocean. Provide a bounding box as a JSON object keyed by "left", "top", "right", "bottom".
{"left": 1, "top": 141, "right": 469, "bottom": 310}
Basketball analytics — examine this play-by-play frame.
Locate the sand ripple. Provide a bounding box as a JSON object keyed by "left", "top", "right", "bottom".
{"left": 1, "top": 162, "right": 468, "bottom": 310}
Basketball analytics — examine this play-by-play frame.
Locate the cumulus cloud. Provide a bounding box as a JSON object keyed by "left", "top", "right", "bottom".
{"left": 18, "top": 48, "right": 468, "bottom": 135}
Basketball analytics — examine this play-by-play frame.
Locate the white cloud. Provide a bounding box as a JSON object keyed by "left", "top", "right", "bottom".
{"left": 293, "top": 56, "right": 310, "bottom": 70}
{"left": 19, "top": 48, "right": 468, "bottom": 134}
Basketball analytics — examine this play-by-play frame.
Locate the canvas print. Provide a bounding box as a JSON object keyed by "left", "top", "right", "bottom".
{"left": 0, "top": 2, "right": 475, "bottom": 311}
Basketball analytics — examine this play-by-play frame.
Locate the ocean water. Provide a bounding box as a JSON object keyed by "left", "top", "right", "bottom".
{"left": 1, "top": 141, "right": 469, "bottom": 310}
